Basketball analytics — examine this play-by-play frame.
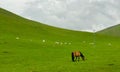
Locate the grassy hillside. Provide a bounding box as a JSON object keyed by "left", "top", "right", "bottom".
{"left": 0, "top": 8, "right": 120, "bottom": 72}
{"left": 97, "top": 24, "right": 120, "bottom": 37}
{"left": 0, "top": 8, "right": 93, "bottom": 41}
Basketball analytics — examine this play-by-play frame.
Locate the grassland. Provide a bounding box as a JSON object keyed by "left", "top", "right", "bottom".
{"left": 0, "top": 8, "right": 120, "bottom": 72}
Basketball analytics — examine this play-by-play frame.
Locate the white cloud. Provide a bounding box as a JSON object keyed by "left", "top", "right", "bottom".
{"left": 0, "top": 0, "right": 33, "bottom": 14}
{"left": 1, "top": 0, "right": 120, "bottom": 32}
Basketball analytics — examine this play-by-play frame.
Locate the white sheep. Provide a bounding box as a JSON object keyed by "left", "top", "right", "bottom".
{"left": 68, "top": 43, "right": 71, "bottom": 45}
{"left": 16, "top": 37, "right": 20, "bottom": 40}
{"left": 42, "top": 40, "right": 46, "bottom": 43}
{"left": 55, "top": 42, "right": 59, "bottom": 44}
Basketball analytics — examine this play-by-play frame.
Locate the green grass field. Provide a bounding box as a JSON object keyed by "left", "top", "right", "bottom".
{"left": 0, "top": 8, "right": 120, "bottom": 72}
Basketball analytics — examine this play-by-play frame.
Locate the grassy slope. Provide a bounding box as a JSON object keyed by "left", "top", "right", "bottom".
{"left": 0, "top": 8, "right": 120, "bottom": 72}
{"left": 97, "top": 24, "right": 120, "bottom": 37}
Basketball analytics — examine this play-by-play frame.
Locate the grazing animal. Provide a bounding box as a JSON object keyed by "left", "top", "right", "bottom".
{"left": 71, "top": 51, "right": 85, "bottom": 62}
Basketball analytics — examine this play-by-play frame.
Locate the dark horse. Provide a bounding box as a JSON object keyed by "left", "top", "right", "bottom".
{"left": 71, "top": 51, "right": 85, "bottom": 62}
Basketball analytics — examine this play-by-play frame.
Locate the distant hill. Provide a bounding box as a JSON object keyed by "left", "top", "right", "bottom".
{"left": 96, "top": 24, "right": 120, "bottom": 37}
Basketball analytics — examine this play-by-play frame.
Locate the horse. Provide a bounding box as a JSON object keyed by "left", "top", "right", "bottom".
{"left": 71, "top": 51, "right": 85, "bottom": 62}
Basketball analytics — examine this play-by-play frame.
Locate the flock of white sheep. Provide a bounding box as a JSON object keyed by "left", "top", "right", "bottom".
{"left": 15, "top": 37, "right": 112, "bottom": 46}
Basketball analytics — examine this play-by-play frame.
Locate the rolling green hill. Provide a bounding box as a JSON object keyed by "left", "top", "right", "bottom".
{"left": 0, "top": 8, "right": 93, "bottom": 41}
{"left": 97, "top": 24, "right": 120, "bottom": 37}
{"left": 0, "top": 8, "right": 120, "bottom": 72}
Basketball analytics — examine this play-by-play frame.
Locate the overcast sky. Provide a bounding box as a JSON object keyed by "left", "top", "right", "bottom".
{"left": 0, "top": 0, "right": 120, "bottom": 32}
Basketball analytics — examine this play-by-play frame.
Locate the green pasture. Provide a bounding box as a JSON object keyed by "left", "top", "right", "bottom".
{"left": 0, "top": 8, "right": 120, "bottom": 72}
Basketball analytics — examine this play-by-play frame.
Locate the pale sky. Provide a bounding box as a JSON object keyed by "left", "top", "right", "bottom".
{"left": 0, "top": 0, "right": 120, "bottom": 32}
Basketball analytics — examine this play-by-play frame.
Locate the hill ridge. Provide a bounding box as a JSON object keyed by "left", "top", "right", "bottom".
{"left": 96, "top": 24, "right": 120, "bottom": 37}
